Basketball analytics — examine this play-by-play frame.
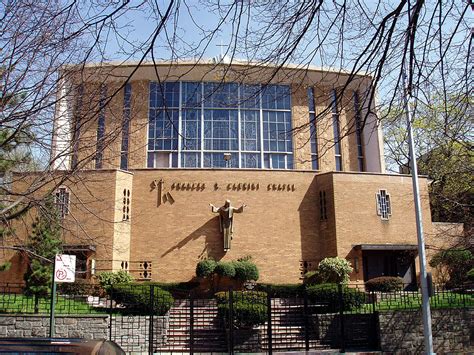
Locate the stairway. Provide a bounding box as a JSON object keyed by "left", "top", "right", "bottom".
{"left": 264, "top": 298, "right": 329, "bottom": 351}
{"left": 157, "top": 299, "right": 227, "bottom": 352}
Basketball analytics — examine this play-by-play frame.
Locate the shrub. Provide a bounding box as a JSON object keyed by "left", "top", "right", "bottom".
{"left": 214, "top": 262, "right": 236, "bottom": 278}
{"left": 467, "top": 268, "right": 474, "bottom": 281}
{"left": 429, "top": 249, "right": 473, "bottom": 288}
{"left": 58, "top": 279, "right": 96, "bottom": 295}
{"left": 196, "top": 259, "right": 217, "bottom": 278}
{"left": 148, "top": 281, "right": 200, "bottom": 298}
{"left": 365, "top": 276, "right": 404, "bottom": 292}
{"left": 317, "top": 257, "right": 353, "bottom": 284}
{"left": 256, "top": 283, "right": 305, "bottom": 297}
{"left": 307, "top": 283, "right": 366, "bottom": 313}
{"left": 233, "top": 260, "right": 259, "bottom": 281}
{"left": 97, "top": 271, "right": 133, "bottom": 290}
{"left": 110, "top": 284, "right": 174, "bottom": 315}
{"left": 215, "top": 291, "right": 267, "bottom": 328}
{"left": 303, "top": 271, "right": 321, "bottom": 285}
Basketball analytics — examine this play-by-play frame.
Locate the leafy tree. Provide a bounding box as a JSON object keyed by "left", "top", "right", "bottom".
{"left": 384, "top": 96, "right": 473, "bottom": 229}
{"left": 429, "top": 249, "right": 473, "bottom": 288}
{"left": 23, "top": 197, "right": 63, "bottom": 297}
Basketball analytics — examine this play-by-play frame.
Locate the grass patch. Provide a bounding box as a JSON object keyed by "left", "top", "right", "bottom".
{"left": 359, "top": 291, "right": 473, "bottom": 312}
{"left": 0, "top": 293, "right": 103, "bottom": 314}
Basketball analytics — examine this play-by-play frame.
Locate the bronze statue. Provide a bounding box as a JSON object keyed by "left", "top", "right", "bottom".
{"left": 210, "top": 200, "right": 246, "bottom": 251}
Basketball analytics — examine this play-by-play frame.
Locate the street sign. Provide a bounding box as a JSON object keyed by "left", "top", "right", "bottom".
{"left": 54, "top": 254, "right": 76, "bottom": 283}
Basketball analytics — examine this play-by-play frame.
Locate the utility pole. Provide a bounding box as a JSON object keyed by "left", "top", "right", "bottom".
{"left": 402, "top": 62, "right": 434, "bottom": 354}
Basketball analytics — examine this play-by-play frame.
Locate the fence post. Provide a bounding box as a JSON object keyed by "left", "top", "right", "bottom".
{"left": 148, "top": 285, "right": 155, "bottom": 355}
{"left": 303, "top": 287, "right": 310, "bottom": 351}
{"left": 190, "top": 297, "right": 194, "bottom": 355}
{"left": 108, "top": 287, "right": 113, "bottom": 341}
{"left": 267, "top": 290, "right": 272, "bottom": 354}
{"left": 229, "top": 289, "right": 234, "bottom": 355}
{"left": 338, "top": 284, "right": 345, "bottom": 353}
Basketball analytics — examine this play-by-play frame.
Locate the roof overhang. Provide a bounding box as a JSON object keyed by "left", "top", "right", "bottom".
{"left": 354, "top": 244, "right": 418, "bottom": 251}
{"left": 63, "top": 244, "right": 96, "bottom": 253}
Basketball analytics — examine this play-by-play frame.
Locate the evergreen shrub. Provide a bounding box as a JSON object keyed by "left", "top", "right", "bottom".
{"left": 233, "top": 260, "right": 259, "bottom": 281}
{"left": 365, "top": 276, "right": 404, "bottom": 292}
{"left": 317, "top": 257, "right": 353, "bottom": 284}
{"left": 196, "top": 259, "right": 217, "bottom": 278}
{"left": 215, "top": 291, "right": 267, "bottom": 328}
{"left": 97, "top": 270, "right": 133, "bottom": 290}
{"left": 214, "top": 261, "right": 236, "bottom": 278}
{"left": 307, "top": 283, "right": 365, "bottom": 313}
{"left": 110, "top": 284, "right": 173, "bottom": 315}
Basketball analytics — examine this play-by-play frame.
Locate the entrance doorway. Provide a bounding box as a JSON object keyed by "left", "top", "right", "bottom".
{"left": 362, "top": 250, "right": 417, "bottom": 289}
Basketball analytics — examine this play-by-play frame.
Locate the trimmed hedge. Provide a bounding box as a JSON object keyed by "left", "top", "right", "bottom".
{"left": 215, "top": 262, "right": 236, "bottom": 278}
{"left": 215, "top": 291, "right": 267, "bottom": 328}
{"left": 307, "top": 283, "right": 366, "bottom": 313}
{"left": 256, "top": 283, "right": 305, "bottom": 297}
{"left": 143, "top": 281, "right": 200, "bottom": 298}
{"left": 110, "top": 284, "right": 174, "bottom": 315}
{"left": 365, "top": 276, "right": 404, "bottom": 292}
{"left": 196, "top": 259, "right": 217, "bottom": 278}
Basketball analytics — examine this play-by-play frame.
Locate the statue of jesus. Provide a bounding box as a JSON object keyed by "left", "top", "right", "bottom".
{"left": 210, "top": 200, "right": 246, "bottom": 251}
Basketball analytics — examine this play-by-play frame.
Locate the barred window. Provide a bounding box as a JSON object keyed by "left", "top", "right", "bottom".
{"left": 55, "top": 187, "right": 70, "bottom": 218}
{"left": 122, "top": 189, "right": 131, "bottom": 221}
{"left": 139, "top": 261, "right": 152, "bottom": 280}
{"left": 376, "top": 190, "right": 392, "bottom": 220}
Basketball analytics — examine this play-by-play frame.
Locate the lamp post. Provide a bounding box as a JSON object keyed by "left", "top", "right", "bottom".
{"left": 402, "top": 63, "right": 434, "bottom": 354}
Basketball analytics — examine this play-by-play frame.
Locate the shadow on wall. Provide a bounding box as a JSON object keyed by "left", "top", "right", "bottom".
{"left": 298, "top": 176, "right": 320, "bottom": 276}
{"left": 160, "top": 216, "right": 225, "bottom": 261}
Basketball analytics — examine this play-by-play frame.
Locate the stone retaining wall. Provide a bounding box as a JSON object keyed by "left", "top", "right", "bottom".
{"left": 379, "top": 308, "right": 473, "bottom": 353}
{"left": 0, "top": 314, "right": 169, "bottom": 353}
{"left": 0, "top": 314, "right": 109, "bottom": 339}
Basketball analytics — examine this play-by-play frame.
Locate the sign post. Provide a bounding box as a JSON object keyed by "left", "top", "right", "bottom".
{"left": 49, "top": 254, "right": 76, "bottom": 337}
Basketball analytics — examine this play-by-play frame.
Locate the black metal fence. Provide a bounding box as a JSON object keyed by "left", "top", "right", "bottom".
{"left": 0, "top": 282, "right": 472, "bottom": 353}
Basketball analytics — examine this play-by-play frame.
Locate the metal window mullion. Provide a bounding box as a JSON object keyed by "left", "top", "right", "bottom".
{"left": 177, "top": 81, "right": 183, "bottom": 168}
{"left": 200, "top": 83, "right": 204, "bottom": 168}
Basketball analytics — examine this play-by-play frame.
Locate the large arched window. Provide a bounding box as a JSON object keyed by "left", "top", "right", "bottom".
{"left": 147, "top": 81, "right": 293, "bottom": 169}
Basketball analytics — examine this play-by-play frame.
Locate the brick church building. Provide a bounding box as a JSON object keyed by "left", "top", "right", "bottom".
{"left": 2, "top": 60, "right": 457, "bottom": 285}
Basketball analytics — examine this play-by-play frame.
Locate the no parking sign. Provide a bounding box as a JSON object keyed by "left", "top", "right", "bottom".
{"left": 54, "top": 254, "right": 76, "bottom": 283}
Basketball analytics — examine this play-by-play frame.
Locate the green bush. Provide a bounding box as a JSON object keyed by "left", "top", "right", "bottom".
{"left": 58, "top": 279, "right": 97, "bottom": 295}
{"left": 365, "top": 276, "right": 404, "bottom": 292}
{"left": 110, "top": 284, "right": 174, "bottom": 315}
{"left": 467, "top": 268, "right": 474, "bottom": 281}
{"left": 233, "top": 260, "right": 259, "bottom": 281}
{"left": 303, "top": 271, "right": 320, "bottom": 285}
{"left": 214, "top": 261, "right": 236, "bottom": 278}
{"left": 97, "top": 271, "right": 133, "bottom": 290}
{"left": 256, "top": 283, "right": 305, "bottom": 297}
{"left": 215, "top": 291, "right": 267, "bottom": 328}
{"left": 317, "top": 257, "right": 353, "bottom": 284}
{"left": 196, "top": 259, "right": 217, "bottom": 278}
{"left": 147, "top": 281, "right": 200, "bottom": 298}
{"left": 307, "top": 283, "right": 366, "bottom": 313}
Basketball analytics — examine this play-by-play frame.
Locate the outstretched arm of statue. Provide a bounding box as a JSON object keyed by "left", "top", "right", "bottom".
{"left": 234, "top": 204, "right": 246, "bottom": 213}
{"left": 209, "top": 203, "right": 219, "bottom": 213}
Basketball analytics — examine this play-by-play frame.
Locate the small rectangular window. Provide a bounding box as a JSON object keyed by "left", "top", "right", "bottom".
{"left": 120, "top": 83, "right": 131, "bottom": 170}
{"left": 319, "top": 190, "right": 328, "bottom": 220}
{"left": 376, "top": 190, "right": 392, "bottom": 220}
{"left": 308, "top": 88, "right": 319, "bottom": 170}
{"left": 331, "top": 90, "right": 343, "bottom": 171}
{"left": 95, "top": 85, "right": 107, "bottom": 169}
